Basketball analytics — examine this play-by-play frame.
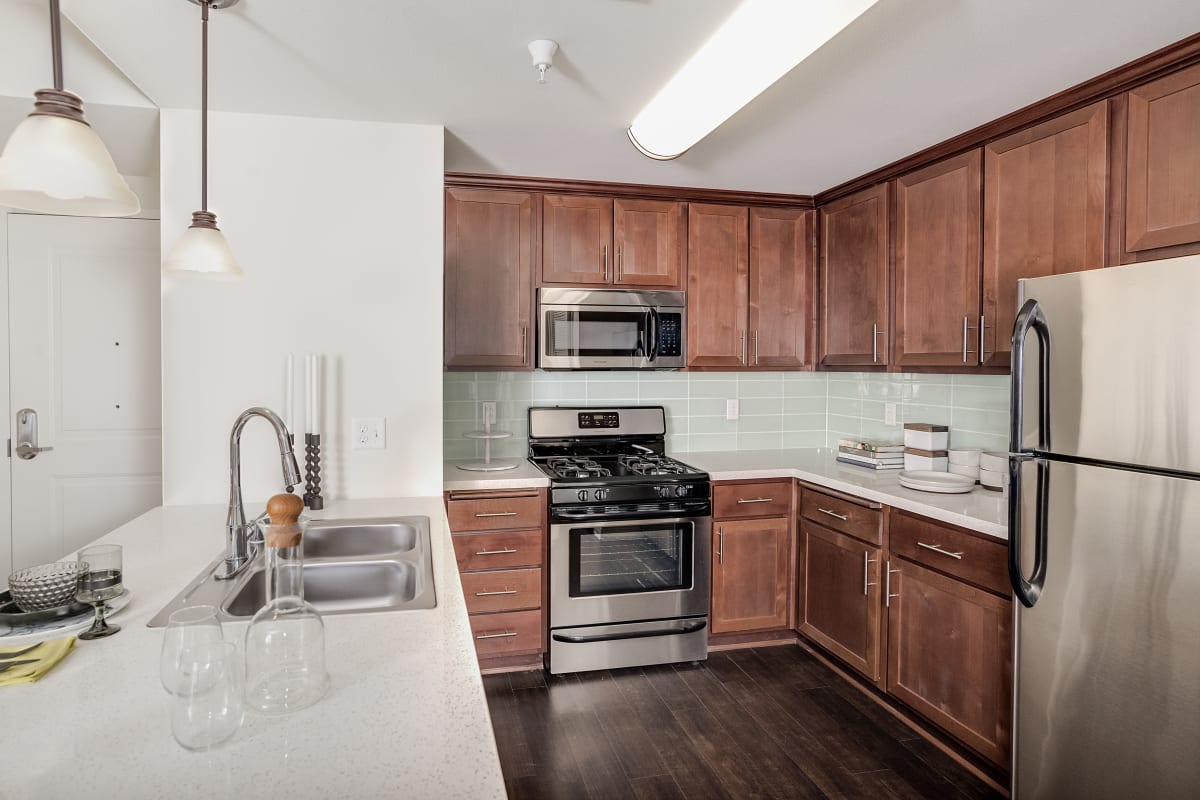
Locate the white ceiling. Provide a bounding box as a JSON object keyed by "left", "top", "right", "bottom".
{"left": 38, "top": 0, "right": 1200, "bottom": 194}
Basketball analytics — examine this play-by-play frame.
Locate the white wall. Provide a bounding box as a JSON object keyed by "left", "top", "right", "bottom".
{"left": 160, "top": 110, "right": 443, "bottom": 505}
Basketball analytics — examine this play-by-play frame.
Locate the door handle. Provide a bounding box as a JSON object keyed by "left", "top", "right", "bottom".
{"left": 15, "top": 408, "right": 54, "bottom": 460}
{"left": 717, "top": 526, "right": 724, "bottom": 564}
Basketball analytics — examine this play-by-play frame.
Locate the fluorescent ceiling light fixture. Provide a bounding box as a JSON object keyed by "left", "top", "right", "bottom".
{"left": 628, "top": 0, "right": 881, "bottom": 160}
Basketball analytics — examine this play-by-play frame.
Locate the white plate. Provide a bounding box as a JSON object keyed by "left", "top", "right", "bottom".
{"left": 0, "top": 589, "right": 132, "bottom": 647}
{"left": 898, "top": 470, "right": 976, "bottom": 494}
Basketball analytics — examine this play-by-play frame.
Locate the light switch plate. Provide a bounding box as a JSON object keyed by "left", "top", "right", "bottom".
{"left": 726, "top": 399, "right": 739, "bottom": 420}
{"left": 481, "top": 401, "right": 497, "bottom": 426}
{"left": 352, "top": 417, "right": 386, "bottom": 449}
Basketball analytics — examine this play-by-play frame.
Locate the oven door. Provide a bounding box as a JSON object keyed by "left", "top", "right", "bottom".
{"left": 549, "top": 515, "right": 711, "bottom": 628}
{"left": 538, "top": 303, "right": 651, "bottom": 369}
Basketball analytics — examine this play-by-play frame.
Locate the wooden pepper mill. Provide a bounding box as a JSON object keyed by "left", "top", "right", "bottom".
{"left": 266, "top": 493, "right": 304, "bottom": 548}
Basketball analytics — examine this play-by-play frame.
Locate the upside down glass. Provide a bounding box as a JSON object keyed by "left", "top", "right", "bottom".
{"left": 170, "top": 640, "right": 243, "bottom": 750}
{"left": 160, "top": 605, "right": 225, "bottom": 695}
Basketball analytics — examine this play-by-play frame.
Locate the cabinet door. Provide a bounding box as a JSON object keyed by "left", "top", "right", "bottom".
{"left": 542, "top": 194, "right": 613, "bottom": 285}
{"left": 798, "top": 521, "right": 882, "bottom": 682}
{"left": 444, "top": 188, "right": 533, "bottom": 369}
{"left": 984, "top": 103, "right": 1108, "bottom": 367}
{"left": 712, "top": 517, "right": 791, "bottom": 634}
{"left": 749, "top": 207, "right": 815, "bottom": 369}
{"left": 613, "top": 198, "right": 685, "bottom": 289}
{"left": 819, "top": 184, "right": 890, "bottom": 367}
{"left": 886, "top": 557, "right": 1012, "bottom": 766}
{"left": 1125, "top": 62, "right": 1200, "bottom": 259}
{"left": 687, "top": 203, "right": 749, "bottom": 368}
{"left": 894, "top": 151, "right": 983, "bottom": 368}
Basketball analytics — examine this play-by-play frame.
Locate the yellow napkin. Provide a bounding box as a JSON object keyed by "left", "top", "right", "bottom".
{"left": 0, "top": 638, "right": 76, "bottom": 687}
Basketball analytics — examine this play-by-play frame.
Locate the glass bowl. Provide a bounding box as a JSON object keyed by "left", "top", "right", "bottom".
{"left": 7, "top": 561, "right": 90, "bottom": 612}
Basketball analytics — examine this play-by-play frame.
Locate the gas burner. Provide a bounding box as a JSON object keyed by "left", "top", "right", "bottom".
{"left": 545, "top": 457, "right": 612, "bottom": 479}
{"left": 618, "top": 454, "right": 695, "bottom": 476}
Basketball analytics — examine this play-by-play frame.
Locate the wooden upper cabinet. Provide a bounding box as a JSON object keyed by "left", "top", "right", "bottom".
{"left": 444, "top": 188, "right": 533, "bottom": 369}
{"left": 613, "top": 199, "right": 685, "bottom": 289}
{"left": 894, "top": 151, "right": 983, "bottom": 368}
{"left": 687, "top": 203, "right": 749, "bottom": 368}
{"left": 541, "top": 194, "right": 613, "bottom": 285}
{"left": 819, "top": 184, "right": 890, "bottom": 367}
{"left": 712, "top": 517, "right": 791, "bottom": 634}
{"left": 749, "top": 207, "right": 816, "bottom": 369}
{"left": 1123, "top": 62, "right": 1200, "bottom": 260}
{"left": 984, "top": 102, "right": 1108, "bottom": 367}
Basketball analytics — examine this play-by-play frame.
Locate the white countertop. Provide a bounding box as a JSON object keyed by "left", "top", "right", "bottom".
{"left": 685, "top": 449, "right": 1007, "bottom": 540}
{"left": 1, "top": 498, "right": 505, "bottom": 800}
{"left": 443, "top": 458, "right": 549, "bottom": 492}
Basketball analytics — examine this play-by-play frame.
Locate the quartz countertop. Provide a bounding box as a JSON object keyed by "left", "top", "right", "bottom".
{"left": 1, "top": 497, "right": 505, "bottom": 800}
{"left": 443, "top": 458, "right": 550, "bottom": 492}
{"left": 683, "top": 449, "right": 1007, "bottom": 540}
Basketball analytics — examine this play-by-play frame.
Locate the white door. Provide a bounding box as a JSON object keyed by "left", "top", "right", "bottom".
{"left": 9, "top": 214, "right": 162, "bottom": 570}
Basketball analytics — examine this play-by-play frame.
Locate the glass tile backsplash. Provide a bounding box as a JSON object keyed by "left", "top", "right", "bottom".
{"left": 444, "top": 371, "right": 1010, "bottom": 460}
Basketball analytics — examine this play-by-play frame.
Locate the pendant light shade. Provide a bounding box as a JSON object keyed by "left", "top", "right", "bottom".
{"left": 0, "top": 4, "right": 139, "bottom": 216}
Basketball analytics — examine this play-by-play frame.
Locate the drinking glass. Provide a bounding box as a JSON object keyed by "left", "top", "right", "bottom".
{"left": 170, "top": 640, "right": 244, "bottom": 750}
{"left": 160, "top": 605, "right": 224, "bottom": 695}
{"left": 76, "top": 544, "right": 123, "bottom": 640}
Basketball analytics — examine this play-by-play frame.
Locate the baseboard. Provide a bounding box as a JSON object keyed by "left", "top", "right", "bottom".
{"left": 708, "top": 628, "right": 799, "bottom": 651}
{"left": 478, "top": 652, "right": 545, "bottom": 675}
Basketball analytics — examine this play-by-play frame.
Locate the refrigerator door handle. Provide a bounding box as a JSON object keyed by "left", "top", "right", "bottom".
{"left": 1009, "top": 454, "right": 1050, "bottom": 607}
{"left": 1009, "top": 298, "right": 1051, "bottom": 454}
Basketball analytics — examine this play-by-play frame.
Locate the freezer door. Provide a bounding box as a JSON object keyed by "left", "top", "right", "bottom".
{"left": 1016, "top": 254, "right": 1200, "bottom": 473}
{"left": 1013, "top": 458, "right": 1200, "bottom": 799}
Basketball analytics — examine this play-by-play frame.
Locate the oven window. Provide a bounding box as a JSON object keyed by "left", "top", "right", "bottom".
{"left": 569, "top": 522, "right": 693, "bottom": 597}
{"left": 547, "top": 310, "right": 646, "bottom": 357}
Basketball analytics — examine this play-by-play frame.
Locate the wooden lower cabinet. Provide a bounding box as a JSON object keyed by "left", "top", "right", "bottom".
{"left": 711, "top": 516, "right": 791, "bottom": 634}
{"left": 798, "top": 520, "right": 883, "bottom": 682}
{"left": 886, "top": 556, "right": 1012, "bottom": 765}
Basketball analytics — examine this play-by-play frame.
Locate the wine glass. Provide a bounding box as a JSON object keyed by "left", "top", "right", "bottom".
{"left": 75, "top": 544, "right": 123, "bottom": 640}
{"left": 160, "top": 605, "right": 224, "bottom": 695}
{"left": 170, "top": 640, "right": 244, "bottom": 750}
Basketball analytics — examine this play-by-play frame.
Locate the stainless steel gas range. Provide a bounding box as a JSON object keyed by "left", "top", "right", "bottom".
{"left": 528, "top": 406, "right": 711, "bottom": 675}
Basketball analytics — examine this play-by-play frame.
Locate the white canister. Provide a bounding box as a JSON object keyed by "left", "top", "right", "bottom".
{"left": 948, "top": 448, "right": 982, "bottom": 466}
{"left": 905, "top": 450, "right": 949, "bottom": 472}
{"left": 904, "top": 424, "right": 949, "bottom": 451}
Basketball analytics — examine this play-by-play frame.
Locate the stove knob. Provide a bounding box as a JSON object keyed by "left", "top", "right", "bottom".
{"left": 594, "top": 488, "right": 609, "bottom": 501}
{"left": 577, "top": 489, "right": 589, "bottom": 502}
{"left": 657, "top": 485, "right": 672, "bottom": 498}
{"left": 674, "top": 485, "right": 690, "bottom": 497}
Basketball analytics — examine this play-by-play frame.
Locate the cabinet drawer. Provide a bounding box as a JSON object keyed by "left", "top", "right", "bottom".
{"left": 801, "top": 489, "right": 881, "bottom": 546}
{"left": 461, "top": 568, "right": 542, "bottom": 614}
{"left": 453, "top": 529, "right": 543, "bottom": 571}
{"left": 469, "top": 609, "right": 543, "bottom": 658}
{"left": 889, "top": 510, "right": 1007, "bottom": 595}
{"left": 714, "top": 481, "right": 792, "bottom": 519}
{"left": 446, "top": 492, "right": 543, "bottom": 532}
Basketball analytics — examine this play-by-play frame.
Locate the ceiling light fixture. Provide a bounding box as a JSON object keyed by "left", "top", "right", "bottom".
{"left": 163, "top": 0, "right": 242, "bottom": 278}
{"left": 0, "top": 0, "right": 140, "bottom": 216}
{"left": 528, "top": 40, "right": 559, "bottom": 85}
{"left": 627, "top": 0, "right": 880, "bottom": 160}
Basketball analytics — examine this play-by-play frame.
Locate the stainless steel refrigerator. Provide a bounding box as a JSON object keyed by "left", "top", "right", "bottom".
{"left": 1009, "top": 254, "right": 1200, "bottom": 799}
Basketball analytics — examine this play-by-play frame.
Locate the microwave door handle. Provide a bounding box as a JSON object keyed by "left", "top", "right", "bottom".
{"left": 648, "top": 308, "right": 659, "bottom": 362}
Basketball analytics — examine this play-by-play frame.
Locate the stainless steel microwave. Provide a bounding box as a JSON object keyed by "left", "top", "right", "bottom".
{"left": 537, "top": 288, "right": 686, "bottom": 370}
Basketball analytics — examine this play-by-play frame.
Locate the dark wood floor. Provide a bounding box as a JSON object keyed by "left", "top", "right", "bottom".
{"left": 483, "top": 645, "right": 1005, "bottom": 800}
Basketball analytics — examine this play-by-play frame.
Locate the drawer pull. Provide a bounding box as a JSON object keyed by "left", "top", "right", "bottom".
{"left": 737, "top": 497, "right": 774, "bottom": 504}
{"left": 917, "top": 542, "right": 963, "bottom": 560}
{"left": 818, "top": 507, "right": 849, "bottom": 521}
{"left": 475, "top": 589, "right": 518, "bottom": 596}
{"left": 474, "top": 511, "right": 518, "bottom": 518}
{"left": 474, "top": 548, "right": 519, "bottom": 556}
{"left": 475, "top": 631, "right": 517, "bottom": 640}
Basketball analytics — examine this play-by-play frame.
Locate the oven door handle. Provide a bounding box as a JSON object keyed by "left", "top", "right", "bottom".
{"left": 551, "top": 619, "right": 707, "bottom": 644}
{"left": 551, "top": 515, "right": 703, "bottom": 528}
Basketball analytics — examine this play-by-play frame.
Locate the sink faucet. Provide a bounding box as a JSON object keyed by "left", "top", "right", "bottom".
{"left": 216, "top": 407, "right": 303, "bottom": 580}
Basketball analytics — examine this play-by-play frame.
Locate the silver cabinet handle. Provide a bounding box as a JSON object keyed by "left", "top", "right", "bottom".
{"left": 476, "top": 631, "right": 517, "bottom": 640}
{"left": 602, "top": 245, "right": 609, "bottom": 281}
{"left": 521, "top": 326, "right": 528, "bottom": 365}
{"left": 753, "top": 330, "right": 760, "bottom": 365}
{"left": 863, "top": 552, "right": 877, "bottom": 596}
{"left": 740, "top": 331, "right": 747, "bottom": 365}
{"left": 15, "top": 408, "right": 53, "bottom": 461}
{"left": 617, "top": 246, "right": 624, "bottom": 281}
{"left": 474, "top": 548, "right": 518, "bottom": 556}
{"left": 817, "top": 507, "right": 848, "bottom": 521}
{"left": 979, "top": 314, "right": 987, "bottom": 365}
{"left": 962, "top": 316, "right": 969, "bottom": 363}
{"left": 886, "top": 560, "right": 900, "bottom": 607}
{"left": 474, "top": 589, "right": 518, "bottom": 596}
{"left": 917, "top": 541, "right": 963, "bottom": 560}
{"left": 474, "top": 511, "right": 518, "bottom": 518}
{"left": 717, "top": 526, "right": 724, "bottom": 564}
{"left": 872, "top": 323, "right": 884, "bottom": 363}
{"left": 737, "top": 497, "right": 774, "bottom": 504}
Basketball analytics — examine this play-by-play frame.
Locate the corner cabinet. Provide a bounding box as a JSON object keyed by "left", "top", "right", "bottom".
{"left": 710, "top": 480, "right": 795, "bottom": 635}
{"left": 444, "top": 188, "right": 533, "bottom": 369}
{"left": 818, "top": 184, "right": 890, "bottom": 367}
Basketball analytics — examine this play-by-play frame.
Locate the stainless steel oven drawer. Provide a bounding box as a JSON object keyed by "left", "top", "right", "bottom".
{"left": 548, "top": 617, "right": 708, "bottom": 674}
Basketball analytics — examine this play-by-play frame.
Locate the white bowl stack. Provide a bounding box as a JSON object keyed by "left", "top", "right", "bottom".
{"left": 903, "top": 424, "right": 949, "bottom": 471}
{"left": 948, "top": 448, "right": 982, "bottom": 482}
{"left": 979, "top": 451, "right": 1008, "bottom": 491}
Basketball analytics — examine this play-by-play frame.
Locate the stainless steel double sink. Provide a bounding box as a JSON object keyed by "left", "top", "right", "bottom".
{"left": 147, "top": 516, "right": 437, "bottom": 627}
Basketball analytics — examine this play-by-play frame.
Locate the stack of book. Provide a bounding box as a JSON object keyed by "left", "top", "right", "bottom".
{"left": 836, "top": 439, "right": 905, "bottom": 470}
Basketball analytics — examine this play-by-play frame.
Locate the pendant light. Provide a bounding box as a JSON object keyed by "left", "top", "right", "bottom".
{"left": 0, "top": 0, "right": 140, "bottom": 216}
{"left": 163, "top": 0, "right": 242, "bottom": 278}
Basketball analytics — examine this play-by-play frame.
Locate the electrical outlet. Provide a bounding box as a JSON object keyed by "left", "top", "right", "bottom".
{"left": 884, "top": 403, "right": 897, "bottom": 426}
{"left": 481, "top": 401, "right": 497, "bottom": 427}
{"left": 352, "top": 417, "right": 386, "bottom": 450}
{"left": 726, "top": 399, "right": 739, "bottom": 420}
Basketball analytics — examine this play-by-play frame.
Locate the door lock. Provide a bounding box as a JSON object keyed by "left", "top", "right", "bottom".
{"left": 15, "top": 408, "right": 54, "bottom": 460}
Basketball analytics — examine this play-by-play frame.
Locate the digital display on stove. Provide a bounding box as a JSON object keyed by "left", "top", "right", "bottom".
{"left": 578, "top": 412, "right": 619, "bottom": 429}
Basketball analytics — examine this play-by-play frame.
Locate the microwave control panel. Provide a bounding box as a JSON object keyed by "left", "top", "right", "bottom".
{"left": 657, "top": 314, "right": 682, "bottom": 357}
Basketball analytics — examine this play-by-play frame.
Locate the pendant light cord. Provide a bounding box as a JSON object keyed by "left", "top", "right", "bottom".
{"left": 201, "top": 0, "right": 210, "bottom": 212}
{"left": 49, "top": 0, "right": 64, "bottom": 91}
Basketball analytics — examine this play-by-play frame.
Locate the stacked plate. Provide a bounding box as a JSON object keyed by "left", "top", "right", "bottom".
{"left": 979, "top": 452, "right": 1008, "bottom": 491}
{"left": 897, "top": 470, "right": 976, "bottom": 494}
